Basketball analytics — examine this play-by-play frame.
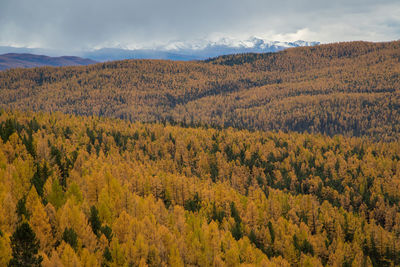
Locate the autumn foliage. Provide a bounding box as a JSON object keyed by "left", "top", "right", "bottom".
{"left": 0, "top": 41, "right": 399, "bottom": 141}
{"left": 0, "top": 110, "right": 400, "bottom": 266}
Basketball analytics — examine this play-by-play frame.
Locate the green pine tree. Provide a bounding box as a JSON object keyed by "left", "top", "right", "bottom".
{"left": 8, "top": 222, "right": 43, "bottom": 267}
{"left": 89, "top": 206, "right": 101, "bottom": 237}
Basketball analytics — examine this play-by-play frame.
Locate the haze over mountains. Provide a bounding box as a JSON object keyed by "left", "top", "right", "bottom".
{"left": 81, "top": 38, "right": 320, "bottom": 61}
{"left": 0, "top": 53, "right": 97, "bottom": 71}
{"left": 0, "top": 37, "right": 319, "bottom": 63}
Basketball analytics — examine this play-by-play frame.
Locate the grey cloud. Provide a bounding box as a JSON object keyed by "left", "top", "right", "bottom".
{"left": 0, "top": 0, "right": 399, "bottom": 51}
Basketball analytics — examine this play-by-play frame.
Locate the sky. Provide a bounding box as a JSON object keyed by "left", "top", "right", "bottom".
{"left": 0, "top": 0, "right": 399, "bottom": 51}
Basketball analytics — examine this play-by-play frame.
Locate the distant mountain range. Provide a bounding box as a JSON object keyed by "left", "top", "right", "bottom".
{"left": 0, "top": 53, "right": 97, "bottom": 71}
{"left": 80, "top": 38, "right": 320, "bottom": 61}
{"left": 0, "top": 38, "right": 320, "bottom": 63}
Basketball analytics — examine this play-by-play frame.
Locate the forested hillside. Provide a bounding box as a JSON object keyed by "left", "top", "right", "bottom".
{"left": 1, "top": 111, "right": 400, "bottom": 266}
{"left": 0, "top": 41, "right": 399, "bottom": 140}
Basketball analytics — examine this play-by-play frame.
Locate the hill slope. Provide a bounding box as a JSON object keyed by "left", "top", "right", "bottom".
{"left": 0, "top": 111, "right": 400, "bottom": 265}
{"left": 0, "top": 41, "right": 399, "bottom": 140}
{"left": 0, "top": 53, "right": 97, "bottom": 70}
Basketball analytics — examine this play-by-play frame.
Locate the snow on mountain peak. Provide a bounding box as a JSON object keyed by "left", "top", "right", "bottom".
{"left": 160, "top": 37, "right": 319, "bottom": 52}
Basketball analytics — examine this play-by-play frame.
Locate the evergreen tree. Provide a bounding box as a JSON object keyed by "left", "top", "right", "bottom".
{"left": 32, "top": 162, "right": 50, "bottom": 198}
{"left": 89, "top": 206, "right": 101, "bottom": 237}
{"left": 102, "top": 247, "right": 112, "bottom": 267}
{"left": 16, "top": 197, "right": 29, "bottom": 221}
{"left": 62, "top": 228, "right": 78, "bottom": 251}
{"left": 101, "top": 225, "right": 113, "bottom": 243}
{"left": 8, "top": 222, "right": 43, "bottom": 267}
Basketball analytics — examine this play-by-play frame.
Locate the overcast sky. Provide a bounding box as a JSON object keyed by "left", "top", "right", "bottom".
{"left": 0, "top": 0, "right": 399, "bottom": 51}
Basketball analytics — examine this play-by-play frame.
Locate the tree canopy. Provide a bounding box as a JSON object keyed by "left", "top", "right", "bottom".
{"left": 0, "top": 41, "right": 399, "bottom": 141}
{"left": 0, "top": 110, "right": 399, "bottom": 265}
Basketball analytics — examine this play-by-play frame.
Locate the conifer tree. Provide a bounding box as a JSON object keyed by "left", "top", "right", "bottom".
{"left": 89, "top": 206, "right": 101, "bottom": 237}
{"left": 8, "top": 222, "right": 43, "bottom": 267}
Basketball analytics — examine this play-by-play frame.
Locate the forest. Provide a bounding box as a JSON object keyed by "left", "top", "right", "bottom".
{"left": 0, "top": 41, "right": 399, "bottom": 141}
{"left": 0, "top": 110, "right": 400, "bottom": 266}
{"left": 1, "top": 41, "right": 400, "bottom": 266}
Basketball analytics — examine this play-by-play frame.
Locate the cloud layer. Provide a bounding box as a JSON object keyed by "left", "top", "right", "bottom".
{"left": 0, "top": 0, "right": 399, "bottom": 51}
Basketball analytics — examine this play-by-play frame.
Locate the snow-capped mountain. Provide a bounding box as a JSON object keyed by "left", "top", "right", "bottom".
{"left": 160, "top": 37, "right": 318, "bottom": 51}
{"left": 0, "top": 38, "right": 320, "bottom": 63}
{"left": 81, "top": 38, "right": 319, "bottom": 61}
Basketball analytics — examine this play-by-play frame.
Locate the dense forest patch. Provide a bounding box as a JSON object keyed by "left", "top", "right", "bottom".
{"left": 0, "top": 111, "right": 399, "bottom": 266}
